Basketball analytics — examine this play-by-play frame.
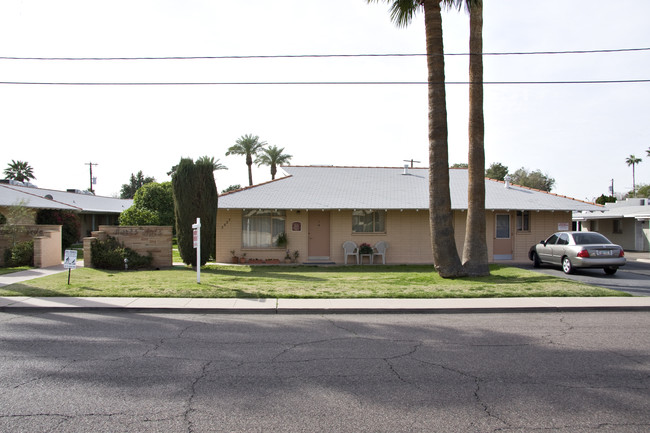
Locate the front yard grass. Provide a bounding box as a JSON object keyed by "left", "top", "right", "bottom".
{"left": 0, "top": 266, "right": 30, "bottom": 276}
{"left": 0, "top": 264, "right": 628, "bottom": 298}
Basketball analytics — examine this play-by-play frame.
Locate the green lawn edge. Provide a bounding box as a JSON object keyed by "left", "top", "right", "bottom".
{"left": 0, "top": 264, "right": 629, "bottom": 299}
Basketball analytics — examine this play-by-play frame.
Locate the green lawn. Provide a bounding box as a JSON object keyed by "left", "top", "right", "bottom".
{"left": 0, "top": 266, "right": 30, "bottom": 276}
{"left": 0, "top": 264, "right": 628, "bottom": 299}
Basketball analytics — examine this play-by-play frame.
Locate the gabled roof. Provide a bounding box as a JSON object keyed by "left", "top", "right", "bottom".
{"left": 0, "top": 184, "right": 133, "bottom": 214}
{"left": 574, "top": 198, "right": 650, "bottom": 220}
{"left": 219, "top": 166, "right": 601, "bottom": 212}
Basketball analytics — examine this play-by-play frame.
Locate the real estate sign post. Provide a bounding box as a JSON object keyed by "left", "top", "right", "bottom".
{"left": 192, "top": 218, "right": 201, "bottom": 284}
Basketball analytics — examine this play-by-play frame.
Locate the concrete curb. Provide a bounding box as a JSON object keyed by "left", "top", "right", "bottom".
{"left": 1, "top": 296, "right": 649, "bottom": 314}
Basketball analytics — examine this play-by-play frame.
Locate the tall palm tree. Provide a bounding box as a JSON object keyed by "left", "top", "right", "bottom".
{"left": 4, "top": 160, "right": 35, "bottom": 183}
{"left": 226, "top": 134, "right": 267, "bottom": 186}
{"left": 255, "top": 145, "right": 293, "bottom": 180}
{"left": 369, "top": 0, "right": 474, "bottom": 277}
{"left": 626, "top": 154, "right": 642, "bottom": 197}
{"left": 461, "top": 0, "right": 489, "bottom": 276}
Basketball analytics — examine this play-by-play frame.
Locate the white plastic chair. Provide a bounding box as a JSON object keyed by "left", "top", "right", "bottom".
{"left": 342, "top": 241, "right": 359, "bottom": 265}
{"left": 372, "top": 241, "right": 388, "bottom": 264}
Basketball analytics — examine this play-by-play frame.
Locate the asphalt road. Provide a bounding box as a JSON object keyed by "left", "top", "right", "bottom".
{"left": 0, "top": 311, "right": 648, "bottom": 432}
{"left": 520, "top": 259, "right": 650, "bottom": 296}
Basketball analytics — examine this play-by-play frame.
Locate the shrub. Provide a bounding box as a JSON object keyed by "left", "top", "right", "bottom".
{"left": 90, "top": 236, "right": 152, "bottom": 270}
{"left": 119, "top": 207, "right": 160, "bottom": 226}
{"left": 3, "top": 241, "right": 34, "bottom": 267}
{"left": 36, "top": 210, "right": 81, "bottom": 250}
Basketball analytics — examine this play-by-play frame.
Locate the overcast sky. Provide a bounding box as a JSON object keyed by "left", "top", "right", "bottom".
{"left": 1, "top": 0, "right": 649, "bottom": 202}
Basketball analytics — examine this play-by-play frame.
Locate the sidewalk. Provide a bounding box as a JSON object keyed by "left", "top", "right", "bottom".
{"left": 1, "top": 264, "right": 650, "bottom": 313}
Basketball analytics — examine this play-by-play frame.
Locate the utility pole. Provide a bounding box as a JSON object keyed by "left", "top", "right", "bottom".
{"left": 85, "top": 162, "right": 98, "bottom": 194}
{"left": 403, "top": 159, "right": 421, "bottom": 168}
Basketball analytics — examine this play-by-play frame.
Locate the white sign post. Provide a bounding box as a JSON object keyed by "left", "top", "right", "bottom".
{"left": 192, "top": 218, "right": 201, "bottom": 284}
{"left": 63, "top": 249, "right": 77, "bottom": 285}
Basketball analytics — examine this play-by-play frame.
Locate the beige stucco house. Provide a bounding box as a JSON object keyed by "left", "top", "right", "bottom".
{"left": 0, "top": 181, "right": 133, "bottom": 240}
{"left": 573, "top": 198, "right": 650, "bottom": 252}
{"left": 216, "top": 166, "right": 601, "bottom": 264}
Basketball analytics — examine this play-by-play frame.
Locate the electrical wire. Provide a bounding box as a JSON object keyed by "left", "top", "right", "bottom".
{"left": 0, "top": 79, "right": 648, "bottom": 86}
{"left": 0, "top": 47, "right": 649, "bottom": 61}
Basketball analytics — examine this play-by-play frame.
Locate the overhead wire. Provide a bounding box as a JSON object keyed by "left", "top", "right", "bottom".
{"left": 0, "top": 47, "right": 649, "bottom": 61}
{"left": 0, "top": 46, "right": 648, "bottom": 86}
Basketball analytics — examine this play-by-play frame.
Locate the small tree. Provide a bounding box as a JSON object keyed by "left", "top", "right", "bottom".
{"left": 120, "top": 171, "right": 155, "bottom": 199}
{"left": 509, "top": 167, "right": 555, "bottom": 192}
{"left": 221, "top": 184, "right": 242, "bottom": 194}
{"left": 595, "top": 194, "right": 617, "bottom": 205}
{"left": 171, "top": 158, "right": 218, "bottom": 266}
{"left": 119, "top": 182, "right": 175, "bottom": 228}
{"left": 485, "top": 162, "right": 509, "bottom": 181}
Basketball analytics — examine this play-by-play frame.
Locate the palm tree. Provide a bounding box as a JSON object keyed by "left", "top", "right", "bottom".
{"left": 626, "top": 154, "right": 642, "bottom": 197}
{"left": 197, "top": 156, "right": 228, "bottom": 171}
{"left": 255, "top": 145, "right": 293, "bottom": 180}
{"left": 461, "top": 0, "right": 489, "bottom": 276}
{"left": 369, "top": 0, "right": 474, "bottom": 277}
{"left": 4, "top": 160, "right": 35, "bottom": 183}
{"left": 226, "top": 134, "right": 267, "bottom": 186}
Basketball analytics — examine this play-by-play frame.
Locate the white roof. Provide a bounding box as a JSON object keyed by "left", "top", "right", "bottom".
{"left": 574, "top": 198, "right": 650, "bottom": 220}
{"left": 0, "top": 183, "right": 133, "bottom": 214}
{"left": 219, "top": 166, "right": 601, "bottom": 212}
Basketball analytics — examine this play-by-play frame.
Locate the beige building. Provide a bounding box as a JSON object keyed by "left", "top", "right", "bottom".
{"left": 217, "top": 166, "right": 601, "bottom": 265}
{"left": 574, "top": 198, "right": 650, "bottom": 252}
{"left": 0, "top": 181, "right": 132, "bottom": 240}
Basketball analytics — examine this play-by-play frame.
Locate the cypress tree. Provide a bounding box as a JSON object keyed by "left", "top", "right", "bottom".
{"left": 172, "top": 158, "right": 218, "bottom": 266}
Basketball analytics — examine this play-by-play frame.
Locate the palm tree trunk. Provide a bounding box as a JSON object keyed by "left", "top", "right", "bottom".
{"left": 246, "top": 154, "right": 254, "bottom": 186}
{"left": 462, "top": 0, "right": 490, "bottom": 276}
{"left": 424, "top": 0, "right": 465, "bottom": 278}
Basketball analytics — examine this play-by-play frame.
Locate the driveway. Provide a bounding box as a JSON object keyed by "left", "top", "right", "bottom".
{"left": 518, "top": 252, "right": 650, "bottom": 296}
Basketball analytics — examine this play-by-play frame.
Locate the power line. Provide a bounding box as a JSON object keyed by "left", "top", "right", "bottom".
{"left": 1, "top": 47, "right": 649, "bottom": 61}
{"left": 0, "top": 79, "right": 648, "bottom": 86}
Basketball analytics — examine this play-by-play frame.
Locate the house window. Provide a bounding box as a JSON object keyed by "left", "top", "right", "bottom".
{"left": 613, "top": 219, "right": 623, "bottom": 234}
{"left": 242, "top": 210, "right": 286, "bottom": 248}
{"left": 516, "top": 211, "right": 530, "bottom": 231}
{"left": 352, "top": 210, "right": 386, "bottom": 233}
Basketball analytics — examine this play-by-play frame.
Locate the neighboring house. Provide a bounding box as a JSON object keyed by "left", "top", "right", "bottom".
{"left": 573, "top": 198, "right": 650, "bottom": 252}
{"left": 217, "top": 166, "right": 601, "bottom": 264}
{"left": 0, "top": 181, "right": 133, "bottom": 240}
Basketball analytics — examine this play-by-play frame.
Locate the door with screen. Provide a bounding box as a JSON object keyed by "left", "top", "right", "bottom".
{"left": 493, "top": 214, "right": 513, "bottom": 260}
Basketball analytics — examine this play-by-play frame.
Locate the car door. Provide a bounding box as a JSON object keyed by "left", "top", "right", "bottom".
{"left": 537, "top": 234, "right": 558, "bottom": 264}
{"left": 551, "top": 233, "right": 570, "bottom": 264}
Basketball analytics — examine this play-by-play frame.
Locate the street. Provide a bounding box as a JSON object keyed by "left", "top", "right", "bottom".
{"left": 522, "top": 259, "right": 650, "bottom": 296}
{"left": 0, "top": 312, "right": 648, "bottom": 432}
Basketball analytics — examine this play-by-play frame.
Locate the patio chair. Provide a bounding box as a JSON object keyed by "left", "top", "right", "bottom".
{"left": 372, "top": 241, "right": 388, "bottom": 264}
{"left": 342, "top": 241, "right": 359, "bottom": 265}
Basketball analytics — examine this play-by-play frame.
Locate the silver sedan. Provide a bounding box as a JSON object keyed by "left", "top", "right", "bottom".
{"left": 528, "top": 231, "right": 626, "bottom": 275}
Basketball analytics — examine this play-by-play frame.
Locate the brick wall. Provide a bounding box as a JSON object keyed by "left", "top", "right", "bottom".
{"left": 84, "top": 225, "right": 172, "bottom": 269}
{"left": 0, "top": 224, "right": 62, "bottom": 268}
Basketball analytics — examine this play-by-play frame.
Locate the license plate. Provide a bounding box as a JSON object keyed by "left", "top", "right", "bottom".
{"left": 596, "top": 250, "right": 613, "bottom": 256}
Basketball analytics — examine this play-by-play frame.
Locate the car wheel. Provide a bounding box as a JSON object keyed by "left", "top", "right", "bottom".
{"left": 604, "top": 266, "right": 618, "bottom": 275}
{"left": 562, "top": 256, "right": 574, "bottom": 274}
{"left": 532, "top": 252, "right": 541, "bottom": 268}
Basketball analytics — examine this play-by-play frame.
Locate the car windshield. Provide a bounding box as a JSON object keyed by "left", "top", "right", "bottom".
{"left": 572, "top": 233, "right": 612, "bottom": 245}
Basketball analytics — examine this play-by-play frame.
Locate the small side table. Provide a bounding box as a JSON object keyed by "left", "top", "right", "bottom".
{"left": 359, "top": 253, "right": 373, "bottom": 264}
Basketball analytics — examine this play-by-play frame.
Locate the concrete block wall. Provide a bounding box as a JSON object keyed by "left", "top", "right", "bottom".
{"left": 0, "top": 224, "right": 62, "bottom": 268}
{"left": 84, "top": 225, "right": 173, "bottom": 269}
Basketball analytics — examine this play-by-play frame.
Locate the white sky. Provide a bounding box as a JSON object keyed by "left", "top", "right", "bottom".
{"left": 1, "top": 0, "right": 649, "bottom": 202}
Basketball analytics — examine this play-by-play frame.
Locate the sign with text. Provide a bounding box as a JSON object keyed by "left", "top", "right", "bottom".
{"left": 63, "top": 250, "right": 77, "bottom": 269}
